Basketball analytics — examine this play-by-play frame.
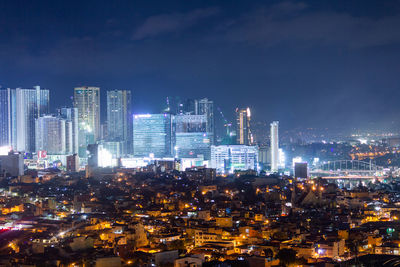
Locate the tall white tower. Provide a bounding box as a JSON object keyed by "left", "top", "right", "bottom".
{"left": 270, "top": 121, "right": 279, "bottom": 172}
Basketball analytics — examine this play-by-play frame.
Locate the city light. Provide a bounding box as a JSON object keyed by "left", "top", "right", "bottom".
{"left": 98, "top": 147, "right": 114, "bottom": 167}
{"left": 292, "top": 156, "right": 303, "bottom": 167}
{"left": 0, "top": 146, "right": 11, "bottom": 155}
{"left": 0, "top": 2, "right": 398, "bottom": 266}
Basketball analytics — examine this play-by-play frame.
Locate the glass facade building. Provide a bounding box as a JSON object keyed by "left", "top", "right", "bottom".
{"left": 0, "top": 87, "right": 48, "bottom": 152}
{"left": 73, "top": 87, "right": 100, "bottom": 157}
{"left": 174, "top": 114, "right": 211, "bottom": 160}
{"left": 196, "top": 98, "right": 215, "bottom": 145}
{"left": 0, "top": 89, "right": 13, "bottom": 148}
{"left": 170, "top": 97, "right": 215, "bottom": 145}
{"left": 58, "top": 107, "right": 79, "bottom": 155}
{"left": 106, "top": 90, "right": 132, "bottom": 155}
{"left": 133, "top": 114, "right": 172, "bottom": 158}
{"left": 35, "top": 115, "right": 66, "bottom": 155}
{"left": 211, "top": 145, "right": 258, "bottom": 174}
{"left": 270, "top": 121, "right": 279, "bottom": 172}
{"left": 15, "top": 86, "right": 50, "bottom": 152}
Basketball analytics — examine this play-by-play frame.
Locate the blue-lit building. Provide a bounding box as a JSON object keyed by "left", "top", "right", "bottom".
{"left": 58, "top": 107, "right": 79, "bottom": 155}
{"left": 73, "top": 86, "right": 100, "bottom": 158}
{"left": 211, "top": 145, "right": 259, "bottom": 174}
{"left": 133, "top": 114, "right": 173, "bottom": 158}
{"left": 106, "top": 90, "right": 132, "bottom": 155}
{"left": 0, "top": 89, "right": 13, "bottom": 148}
{"left": 0, "top": 87, "right": 49, "bottom": 152}
{"left": 174, "top": 114, "right": 211, "bottom": 160}
{"left": 196, "top": 98, "right": 215, "bottom": 145}
{"left": 174, "top": 98, "right": 215, "bottom": 145}
{"left": 35, "top": 115, "right": 66, "bottom": 155}
{"left": 16, "top": 86, "right": 50, "bottom": 152}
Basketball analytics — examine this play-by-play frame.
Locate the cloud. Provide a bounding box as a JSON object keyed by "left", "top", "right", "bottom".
{"left": 269, "top": 1, "right": 308, "bottom": 15}
{"left": 216, "top": 2, "right": 400, "bottom": 48}
{"left": 132, "top": 7, "right": 219, "bottom": 40}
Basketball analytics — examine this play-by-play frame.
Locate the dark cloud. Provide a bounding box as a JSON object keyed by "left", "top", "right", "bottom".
{"left": 132, "top": 7, "right": 219, "bottom": 40}
{"left": 269, "top": 1, "right": 308, "bottom": 15}
{"left": 217, "top": 4, "right": 400, "bottom": 48}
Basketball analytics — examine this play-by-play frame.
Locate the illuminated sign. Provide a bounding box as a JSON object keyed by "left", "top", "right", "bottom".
{"left": 38, "top": 150, "right": 47, "bottom": 159}
{"left": 134, "top": 114, "right": 152, "bottom": 118}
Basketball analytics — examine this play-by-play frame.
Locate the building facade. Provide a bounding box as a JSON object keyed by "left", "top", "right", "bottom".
{"left": 35, "top": 115, "right": 67, "bottom": 155}
{"left": 174, "top": 114, "right": 211, "bottom": 160}
{"left": 196, "top": 98, "right": 215, "bottom": 145}
{"left": 98, "top": 140, "right": 122, "bottom": 159}
{"left": 0, "top": 152, "right": 24, "bottom": 176}
{"left": 58, "top": 107, "right": 79, "bottom": 155}
{"left": 211, "top": 145, "right": 258, "bottom": 174}
{"left": 270, "top": 121, "right": 279, "bottom": 172}
{"left": 236, "top": 108, "right": 252, "bottom": 146}
{"left": 169, "top": 97, "right": 215, "bottom": 145}
{"left": 106, "top": 90, "right": 132, "bottom": 155}
{"left": 0, "top": 89, "right": 13, "bottom": 148}
{"left": 73, "top": 87, "right": 100, "bottom": 157}
{"left": 14, "top": 86, "right": 50, "bottom": 153}
{"left": 66, "top": 154, "right": 80, "bottom": 172}
{"left": 133, "top": 114, "right": 173, "bottom": 158}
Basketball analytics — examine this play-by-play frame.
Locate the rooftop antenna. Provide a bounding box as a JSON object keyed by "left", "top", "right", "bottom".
{"left": 165, "top": 96, "right": 170, "bottom": 112}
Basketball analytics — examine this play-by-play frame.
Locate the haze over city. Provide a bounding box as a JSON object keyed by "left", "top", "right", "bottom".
{"left": 2, "top": 0, "right": 400, "bottom": 129}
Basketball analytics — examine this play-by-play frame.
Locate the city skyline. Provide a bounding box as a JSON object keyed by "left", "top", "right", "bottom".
{"left": 1, "top": 1, "right": 400, "bottom": 129}
{"left": 1, "top": 2, "right": 400, "bottom": 265}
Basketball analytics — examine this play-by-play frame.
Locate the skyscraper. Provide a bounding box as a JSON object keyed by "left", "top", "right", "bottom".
{"left": 196, "top": 98, "right": 214, "bottom": 144}
{"left": 15, "top": 86, "right": 49, "bottom": 152}
{"left": 174, "top": 114, "right": 211, "bottom": 160}
{"left": 73, "top": 86, "right": 100, "bottom": 157}
{"left": 133, "top": 114, "right": 173, "bottom": 158}
{"left": 58, "top": 107, "right": 79, "bottom": 154}
{"left": 176, "top": 98, "right": 196, "bottom": 115}
{"left": 236, "top": 107, "right": 252, "bottom": 146}
{"left": 35, "top": 115, "right": 66, "bottom": 155}
{"left": 106, "top": 90, "right": 132, "bottom": 155}
{"left": 270, "top": 121, "right": 279, "bottom": 172}
{"left": 166, "top": 97, "right": 215, "bottom": 145}
{"left": 7, "top": 89, "right": 17, "bottom": 150}
{"left": 0, "top": 89, "right": 13, "bottom": 148}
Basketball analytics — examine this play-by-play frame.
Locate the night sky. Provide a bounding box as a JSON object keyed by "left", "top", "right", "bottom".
{"left": 1, "top": 0, "right": 400, "bottom": 130}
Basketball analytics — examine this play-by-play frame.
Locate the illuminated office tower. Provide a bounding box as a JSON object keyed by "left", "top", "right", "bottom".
{"left": 171, "top": 98, "right": 214, "bottom": 144}
{"left": 0, "top": 89, "right": 15, "bottom": 148}
{"left": 211, "top": 145, "right": 258, "bottom": 174}
{"left": 133, "top": 114, "right": 172, "bottom": 158}
{"left": 236, "top": 107, "right": 252, "bottom": 146}
{"left": 0, "top": 90, "right": 8, "bottom": 147}
{"left": 35, "top": 115, "right": 66, "bottom": 154}
{"left": 196, "top": 98, "right": 215, "bottom": 145}
{"left": 106, "top": 90, "right": 132, "bottom": 155}
{"left": 15, "top": 86, "right": 49, "bottom": 152}
{"left": 73, "top": 86, "right": 100, "bottom": 157}
{"left": 58, "top": 107, "right": 79, "bottom": 154}
{"left": 174, "top": 114, "right": 211, "bottom": 160}
{"left": 270, "top": 121, "right": 279, "bottom": 172}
